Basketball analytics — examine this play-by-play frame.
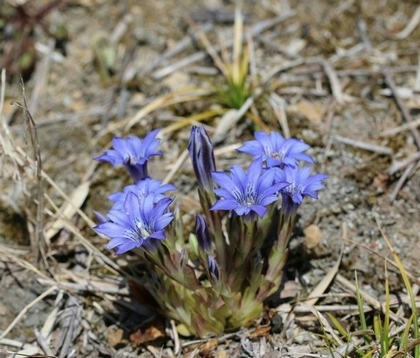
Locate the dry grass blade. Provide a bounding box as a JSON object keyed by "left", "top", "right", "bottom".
{"left": 335, "top": 273, "right": 403, "bottom": 324}
{"left": 380, "top": 117, "right": 420, "bottom": 137}
{"left": 170, "top": 319, "right": 180, "bottom": 355}
{"left": 185, "top": 15, "right": 228, "bottom": 77}
{"left": 346, "top": 239, "right": 420, "bottom": 286}
{"left": 2, "top": 132, "right": 119, "bottom": 276}
{"left": 56, "top": 296, "right": 82, "bottom": 358}
{"left": 123, "top": 88, "right": 212, "bottom": 132}
{"left": 42, "top": 191, "right": 123, "bottom": 275}
{"left": 0, "top": 246, "right": 51, "bottom": 281}
{"left": 0, "top": 345, "right": 46, "bottom": 357}
{"left": 334, "top": 135, "right": 393, "bottom": 155}
{"left": 34, "top": 327, "right": 54, "bottom": 357}
{"left": 159, "top": 109, "right": 225, "bottom": 136}
{"left": 141, "top": 23, "right": 213, "bottom": 76}
{"left": 268, "top": 93, "right": 290, "bottom": 138}
{"left": 38, "top": 270, "right": 129, "bottom": 295}
{"left": 213, "top": 96, "right": 253, "bottom": 143}
{"left": 13, "top": 84, "right": 45, "bottom": 263}
{"left": 390, "top": 6, "right": 420, "bottom": 40}
{"left": 387, "top": 151, "right": 420, "bottom": 175}
{"left": 153, "top": 12, "right": 297, "bottom": 80}
{"left": 248, "top": 105, "right": 270, "bottom": 133}
{"left": 44, "top": 181, "right": 91, "bottom": 242}
{"left": 389, "top": 162, "right": 417, "bottom": 202}
{"left": 322, "top": 59, "right": 344, "bottom": 105}
{"left": 383, "top": 69, "right": 420, "bottom": 149}
{"left": 232, "top": 7, "right": 243, "bottom": 85}
{"left": 163, "top": 149, "right": 189, "bottom": 185}
{"left": 300, "top": 303, "right": 344, "bottom": 346}
{"left": 376, "top": 217, "right": 420, "bottom": 357}
{"left": 41, "top": 290, "right": 64, "bottom": 342}
{"left": 262, "top": 58, "right": 305, "bottom": 84}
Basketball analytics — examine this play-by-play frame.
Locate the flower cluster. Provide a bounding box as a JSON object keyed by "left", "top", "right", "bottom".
{"left": 93, "top": 130, "right": 175, "bottom": 254}
{"left": 236, "top": 131, "right": 328, "bottom": 216}
{"left": 209, "top": 131, "right": 327, "bottom": 219}
{"left": 93, "top": 127, "right": 327, "bottom": 337}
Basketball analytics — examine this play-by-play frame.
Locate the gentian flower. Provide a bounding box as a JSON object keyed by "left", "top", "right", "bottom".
{"left": 109, "top": 178, "right": 176, "bottom": 210}
{"left": 95, "top": 129, "right": 162, "bottom": 181}
{"left": 188, "top": 126, "right": 216, "bottom": 191}
{"left": 195, "top": 214, "right": 211, "bottom": 252}
{"left": 207, "top": 254, "right": 220, "bottom": 280}
{"left": 237, "top": 131, "right": 314, "bottom": 168}
{"left": 94, "top": 192, "right": 173, "bottom": 254}
{"left": 276, "top": 166, "right": 328, "bottom": 216}
{"left": 211, "top": 158, "right": 289, "bottom": 219}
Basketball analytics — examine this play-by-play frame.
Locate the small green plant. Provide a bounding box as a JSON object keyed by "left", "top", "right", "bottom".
{"left": 193, "top": 9, "right": 253, "bottom": 110}
{"left": 216, "top": 11, "right": 251, "bottom": 109}
{"left": 93, "top": 127, "right": 327, "bottom": 337}
{"left": 323, "top": 232, "right": 420, "bottom": 358}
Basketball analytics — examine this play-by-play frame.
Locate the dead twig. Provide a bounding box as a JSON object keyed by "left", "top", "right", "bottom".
{"left": 383, "top": 69, "right": 420, "bottom": 200}
{"left": 153, "top": 12, "right": 296, "bottom": 80}
{"left": 387, "top": 151, "right": 420, "bottom": 175}
{"left": 321, "top": 59, "right": 344, "bottom": 105}
{"left": 141, "top": 23, "right": 213, "bottom": 76}
{"left": 380, "top": 117, "right": 420, "bottom": 137}
{"left": 390, "top": 6, "right": 420, "bottom": 40}
{"left": 170, "top": 319, "right": 180, "bottom": 355}
{"left": 268, "top": 93, "right": 290, "bottom": 139}
{"left": 334, "top": 135, "right": 393, "bottom": 155}
{"left": 345, "top": 238, "right": 420, "bottom": 286}
{"left": 389, "top": 162, "right": 417, "bottom": 203}
{"left": 382, "top": 70, "right": 420, "bottom": 149}
{"left": 335, "top": 273, "right": 404, "bottom": 324}
{"left": 357, "top": 14, "right": 372, "bottom": 52}
{"left": 56, "top": 295, "right": 83, "bottom": 358}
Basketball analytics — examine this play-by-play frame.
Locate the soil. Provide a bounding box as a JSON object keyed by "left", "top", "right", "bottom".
{"left": 1, "top": 0, "right": 420, "bottom": 357}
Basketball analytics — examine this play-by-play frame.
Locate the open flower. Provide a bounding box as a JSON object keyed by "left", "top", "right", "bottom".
{"left": 94, "top": 192, "right": 173, "bottom": 254}
{"left": 237, "top": 131, "right": 314, "bottom": 168}
{"left": 276, "top": 166, "right": 328, "bottom": 216}
{"left": 95, "top": 129, "right": 162, "bottom": 181}
{"left": 108, "top": 178, "right": 176, "bottom": 211}
{"left": 211, "top": 158, "right": 289, "bottom": 218}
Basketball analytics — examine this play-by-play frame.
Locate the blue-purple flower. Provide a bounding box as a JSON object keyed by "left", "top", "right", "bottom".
{"left": 95, "top": 129, "right": 162, "bottom": 182}
{"left": 195, "top": 214, "right": 211, "bottom": 252}
{"left": 188, "top": 126, "right": 216, "bottom": 191}
{"left": 237, "top": 131, "right": 314, "bottom": 168}
{"left": 211, "top": 158, "right": 289, "bottom": 218}
{"left": 109, "top": 178, "right": 176, "bottom": 210}
{"left": 94, "top": 192, "right": 173, "bottom": 254}
{"left": 207, "top": 254, "right": 220, "bottom": 280}
{"left": 276, "top": 166, "right": 328, "bottom": 216}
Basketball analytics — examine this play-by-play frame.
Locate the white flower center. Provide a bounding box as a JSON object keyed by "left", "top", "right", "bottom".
{"left": 136, "top": 221, "right": 151, "bottom": 238}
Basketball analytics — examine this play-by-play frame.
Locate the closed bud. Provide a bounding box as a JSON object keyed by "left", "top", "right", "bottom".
{"left": 195, "top": 214, "right": 211, "bottom": 252}
{"left": 207, "top": 254, "right": 220, "bottom": 280}
{"left": 188, "top": 126, "right": 216, "bottom": 191}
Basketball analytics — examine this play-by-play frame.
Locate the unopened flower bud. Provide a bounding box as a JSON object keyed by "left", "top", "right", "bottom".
{"left": 207, "top": 254, "right": 220, "bottom": 280}
{"left": 195, "top": 214, "right": 211, "bottom": 252}
{"left": 188, "top": 126, "right": 216, "bottom": 191}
